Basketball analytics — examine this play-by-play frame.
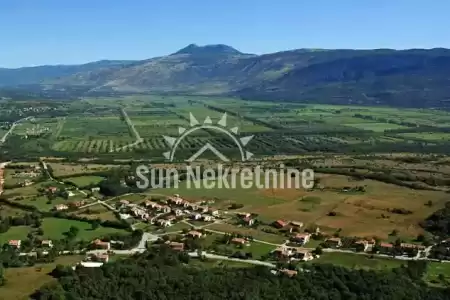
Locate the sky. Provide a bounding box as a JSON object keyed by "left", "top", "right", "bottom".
{"left": 0, "top": 0, "right": 449, "bottom": 68}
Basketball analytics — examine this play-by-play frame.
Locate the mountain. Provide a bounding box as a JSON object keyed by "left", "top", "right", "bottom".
{"left": 2, "top": 45, "right": 450, "bottom": 108}
{"left": 0, "top": 60, "right": 137, "bottom": 87}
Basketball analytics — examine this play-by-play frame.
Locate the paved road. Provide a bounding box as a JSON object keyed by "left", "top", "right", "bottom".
{"left": 188, "top": 251, "right": 276, "bottom": 267}
{"left": 0, "top": 117, "right": 32, "bottom": 143}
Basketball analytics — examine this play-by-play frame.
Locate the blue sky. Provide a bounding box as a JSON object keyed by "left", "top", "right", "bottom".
{"left": 0, "top": 0, "right": 448, "bottom": 68}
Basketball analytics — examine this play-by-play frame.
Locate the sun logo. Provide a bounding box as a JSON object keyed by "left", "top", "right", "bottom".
{"left": 162, "top": 113, "right": 254, "bottom": 162}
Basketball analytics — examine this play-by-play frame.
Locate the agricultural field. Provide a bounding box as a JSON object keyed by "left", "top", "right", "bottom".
{"left": 0, "top": 255, "right": 84, "bottom": 300}
{"left": 40, "top": 217, "right": 126, "bottom": 240}
{"left": 6, "top": 95, "right": 450, "bottom": 158}
{"left": 47, "top": 162, "right": 122, "bottom": 177}
{"left": 64, "top": 175, "right": 104, "bottom": 187}
{"left": 152, "top": 172, "right": 448, "bottom": 240}
{"left": 72, "top": 204, "right": 118, "bottom": 221}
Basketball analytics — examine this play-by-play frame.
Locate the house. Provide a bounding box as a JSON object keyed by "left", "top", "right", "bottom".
{"left": 54, "top": 204, "right": 69, "bottom": 211}
{"left": 400, "top": 243, "right": 426, "bottom": 251}
{"left": 379, "top": 242, "right": 394, "bottom": 254}
{"left": 238, "top": 212, "right": 251, "bottom": 218}
{"left": 162, "top": 205, "right": 171, "bottom": 213}
{"left": 325, "top": 237, "right": 342, "bottom": 248}
{"left": 92, "top": 239, "right": 111, "bottom": 250}
{"left": 169, "top": 197, "right": 184, "bottom": 205}
{"left": 243, "top": 216, "right": 255, "bottom": 226}
{"left": 94, "top": 254, "right": 109, "bottom": 263}
{"left": 231, "top": 238, "right": 247, "bottom": 245}
{"left": 91, "top": 187, "right": 100, "bottom": 192}
{"left": 192, "top": 213, "right": 202, "bottom": 220}
{"left": 187, "top": 231, "right": 203, "bottom": 238}
{"left": 353, "top": 240, "right": 369, "bottom": 252}
{"left": 144, "top": 200, "right": 159, "bottom": 209}
{"left": 41, "top": 240, "right": 53, "bottom": 248}
{"left": 165, "top": 215, "right": 176, "bottom": 222}
{"left": 198, "top": 206, "right": 209, "bottom": 213}
{"left": 279, "top": 268, "right": 298, "bottom": 277}
{"left": 175, "top": 209, "right": 184, "bottom": 216}
{"left": 290, "top": 221, "right": 304, "bottom": 228}
{"left": 292, "top": 249, "right": 314, "bottom": 261}
{"left": 67, "top": 191, "right": 75, "bottom": 197}
{"left": 291, "top": 233, "right": 311, "bottom": 245}
{"left": 209, "top": 209, "right": 219, "bottom": 217}
{"left": 165, "top": 241, "right": 184, "bottom": 251}
{"left": 202, "top": 215, "right": 213, "bottom": 222}
{"left": 156, "top": 219, "right": 172, "bottom": 227}
{"left": 48, "top": 186, "right": 57, "bottom": 193}
{"left": 23, "top": 180, "right": 33, "bottom": 187}
{"left": 119, "top": 200, "right": 130, "bottom": 206}
{"left": 8, "top": 240, "right": 21, "bottom": 249}
{"left": 69, "top": 200, "right": 85, "bottom": 208}
{"left": 273, "top": 220, "right": 287, "bottom": 229}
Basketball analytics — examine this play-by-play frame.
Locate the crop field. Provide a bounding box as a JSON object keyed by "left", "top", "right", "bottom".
{"left": 7, "top": 95, "right": 450, "bottom": 157}
{"left": 47, "top": 162, "right": 122, "bottom": 177}
{"left": 13, "top": 118, "right": 59, "bottom": 137}
{"left": 153, "top": 172, "right": 448, "bottom": 240}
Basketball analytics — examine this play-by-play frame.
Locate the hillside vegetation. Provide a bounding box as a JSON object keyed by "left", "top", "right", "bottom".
{"left": 2, "top": 45, "right": 450, "bottom": 108}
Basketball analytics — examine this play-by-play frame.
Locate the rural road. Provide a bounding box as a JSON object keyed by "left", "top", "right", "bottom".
{"left": 0, "top": 116, "right": 32, "bottom": 143}
{"left": 111, "top": 108, "right": 143, "bottom": 152}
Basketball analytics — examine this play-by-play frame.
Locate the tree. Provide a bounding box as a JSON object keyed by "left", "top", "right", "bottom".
{"left": 91, "top": 221, "right": 100, "bottom": 230}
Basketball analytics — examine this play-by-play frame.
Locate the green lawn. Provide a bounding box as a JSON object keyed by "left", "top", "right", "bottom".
{"left": 40, "top": 218, "right": 127, "bottom": 241}
{"left": 305, "top": 252, "right": 404, "bottom": 270}
{"left": 65, "top": 176, "right": 104, "bottom": 187}
{"left": 0, "top": 226, "right": 31, "bottom": 245}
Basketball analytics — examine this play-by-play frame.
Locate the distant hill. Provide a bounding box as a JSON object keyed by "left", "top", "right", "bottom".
{"left": 1, "top": 45, "right": 450, "bottom": 108}
{"left": 0, "top": 60, "right": 136, "bottom": 87}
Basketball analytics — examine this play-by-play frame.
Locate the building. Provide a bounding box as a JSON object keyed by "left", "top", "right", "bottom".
{"left": 192, "top": 213, "right": 202, "bottom": 220}
{"left": 379, "top": 242, "right": 394, "bottom": 254}
{"left": 41, "top": 240, "right": 53, "bottom": 248}
{"left": 92, "top": 239, "right": 111, "bottom": 250}
{"left": 292, "top": 249, "right": 314, "bottom": 261}
{"left": 54, "top": 204, "right": 69, "bottom": 211}
{"left": 69, "top": 200, "right": 85, "bottom": 208}
{"left": 291, "top": 233, "right": 311, "bottom": 245}
{"left": 231, "top": 238, "right": 247, "bottom": 245}
{"left": 325, "top": 237, "right": 342, "bottom": 248}
{"left": 187, "top": 231, "right": 203, "bottom": 238}
{"left": 8, "top": 240, "right": 21, "bottom": 249}
{"left": 91, "top": 187, "right": 100, "bottom": 192}
{"left": 198, "top": 206, "right": 209, "bottom": 213}
{"left": 119, "top": 200, "right": 130, "bottom": 206}
{"left": 237, "top": 212, "right": 251, "bottom": 218}
{"left": 243, "top": 216, "right": 255, "bottom": 226}
{"left": 93, "top": 254, "right": 109, "bottom": 263}
{"left": 156, "top": 219, "right": 172, "bottom": 227}
{"left": 165, "top": 241, "right": 185, "bottom": 251}
{"left": 353, "top": 240, "right": 369, "bottom": 252}
{"left": 400, "top": 243, "right": 426, "bottom": 251}
{"left": 48, "top": 186, "right": 58, "bottom": 193}
{"left": 273, "top": 220, "right": 287, "bottom": 229}
{"left": 209, "top": 209, "right": 219, "bottom": 217}
{"left": 175, "top": 209, "right": 184, "bottom": 216}
{"left": 279, "top": 268, "right": 298, "bottom": 277}
{"left": 162, "top": 205, "right": 171, "bottom": 213}
{"left": 169, "top": 196, "right": 184, "bottom": 205}
{"left": 67, "top": 191, "right": 75, "bottom": 197}
{"left": 290, "top": 221, "right": 304, "bottom": 228}
{"left": 202, "top": 215, "right": 213, "bottom": 222}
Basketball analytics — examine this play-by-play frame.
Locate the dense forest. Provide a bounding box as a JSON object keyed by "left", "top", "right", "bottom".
{"left": 32, "top": 247, "right": 450, "bottom": 300}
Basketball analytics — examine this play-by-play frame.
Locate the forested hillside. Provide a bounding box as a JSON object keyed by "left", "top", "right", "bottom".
{"left": 32, "top": 247, "right": 450, "bottom": 300}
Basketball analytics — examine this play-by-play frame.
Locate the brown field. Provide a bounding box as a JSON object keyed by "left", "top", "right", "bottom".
{"left": 0, "top": 255, "right": 84, "bottom": 300}
{"left": 239, "top": 174, "right": 448, "bottom": 239}
{"left": 72, "top": 204, "right": 118, "bottom": 221}
{"left": 48, "top": 162, "right": 123, "bottom": 177}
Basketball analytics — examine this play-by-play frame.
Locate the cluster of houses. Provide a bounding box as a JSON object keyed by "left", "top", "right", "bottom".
{"left": 322, "top": 237, "right": 427, "bottom": 256}
{"left": 54, "top": 199, "right": 86, "bottom": 211}
{"left": 118, "top": 194, "right": 220, "bottom": 228}
{"left": 7, "top": 239, "right": 53, "bottom": 250}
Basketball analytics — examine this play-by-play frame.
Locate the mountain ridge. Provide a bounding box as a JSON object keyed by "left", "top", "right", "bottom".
{"left": 2, "top": 45, "right": 450, "bottom": 108}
